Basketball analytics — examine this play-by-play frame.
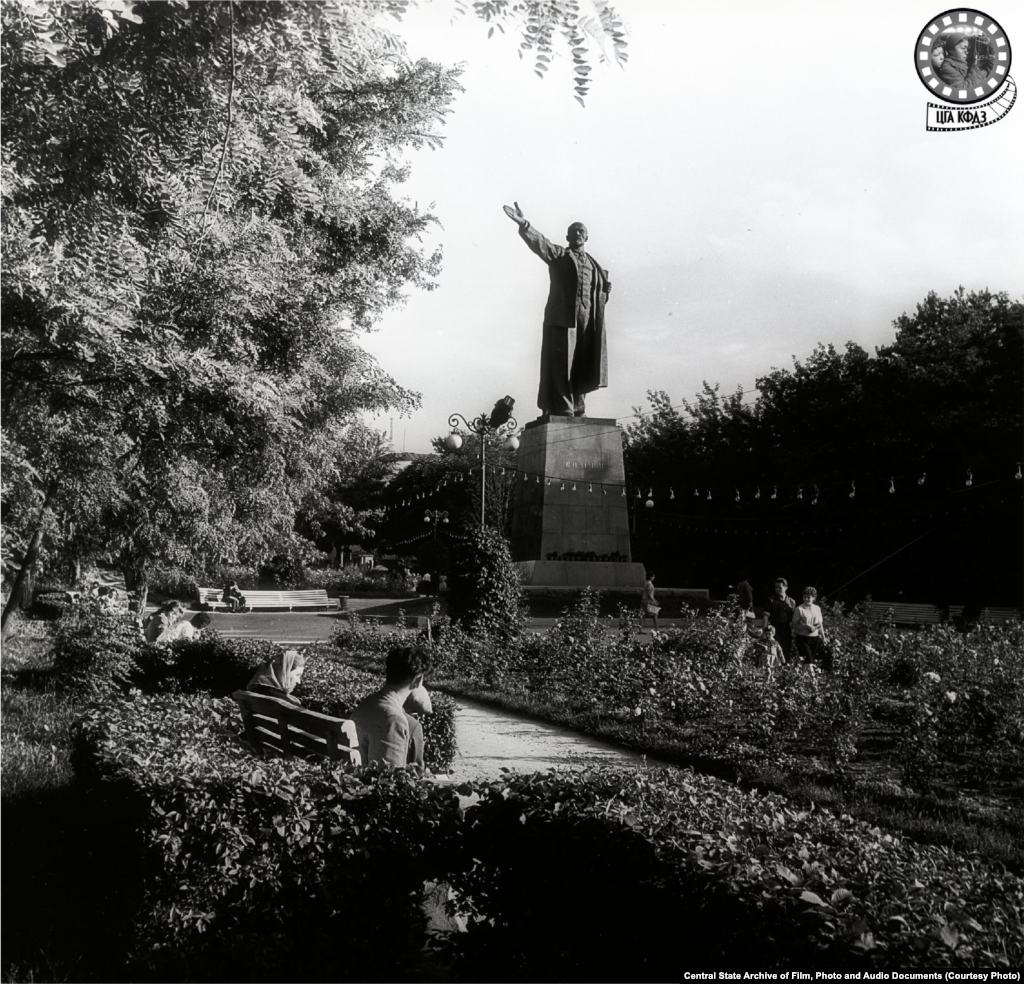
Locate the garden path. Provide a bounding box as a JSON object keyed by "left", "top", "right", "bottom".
{"left": 446, "top": 695, "right": 673, "bottom": 780}
{"left": 199, "top": 608, "right": 679, "bottom": 645}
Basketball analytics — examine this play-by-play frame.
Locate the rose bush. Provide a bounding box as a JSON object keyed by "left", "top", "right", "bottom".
{"left": 334, "top": 593, "right": 1023, "bottom": 791}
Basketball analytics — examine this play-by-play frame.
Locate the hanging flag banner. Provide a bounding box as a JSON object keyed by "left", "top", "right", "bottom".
{"left": 915, "top": 9, "right": 1015, "bottom": 131}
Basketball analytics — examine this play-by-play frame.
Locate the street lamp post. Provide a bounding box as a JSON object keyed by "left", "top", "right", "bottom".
{"left": 424, "top": 509, "right": 449, "bottom": 538}
{"left": 445, "top": 396, "right": 519, "bottom": 528}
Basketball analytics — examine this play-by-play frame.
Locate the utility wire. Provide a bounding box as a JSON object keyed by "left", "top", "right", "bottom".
{"left": 824, "top": 528, "right": 936, "bottom": 597}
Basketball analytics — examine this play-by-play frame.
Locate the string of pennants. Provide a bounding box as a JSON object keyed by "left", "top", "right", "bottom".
{"left": 382, "top": 460, "right": 1024, "bottom": 514}
{"left": 623, "top": 491, "right": 1014, "bottom": 536}
{"left": 383, "top": 528, "right": 477, "bottom": 552}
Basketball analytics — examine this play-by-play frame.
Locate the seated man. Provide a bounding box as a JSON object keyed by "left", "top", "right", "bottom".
{"left": 349, "top": 646, "right": 432, "bottom": 770}
{"left": 222, "top": 580, "right": 246, "bottom": 612}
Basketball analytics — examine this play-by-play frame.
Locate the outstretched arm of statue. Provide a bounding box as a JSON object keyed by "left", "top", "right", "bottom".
{"left": 507, "top": 202, "right": 560, "bottom": 264}
{"left": 502, "top": 201, "right": 527, "bottom": 227}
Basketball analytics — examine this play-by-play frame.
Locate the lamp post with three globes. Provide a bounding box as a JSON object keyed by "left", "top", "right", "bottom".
{"left": 445, "top": 396, "right": 519, "bottom": 528}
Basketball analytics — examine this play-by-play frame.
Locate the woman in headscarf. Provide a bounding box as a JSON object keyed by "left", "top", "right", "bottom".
{"left": 247, "top": 649, "right": 306, "bottom": 705}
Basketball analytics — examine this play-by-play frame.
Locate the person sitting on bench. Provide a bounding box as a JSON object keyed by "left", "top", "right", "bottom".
{"left": 222, "top": 580, "right": 246, "bottom": 612}
{"left": 349, "top": 646, "right": 431, "bottom": 770}
{"left": 247, "top": 649, "right": 306, "bottom": 706}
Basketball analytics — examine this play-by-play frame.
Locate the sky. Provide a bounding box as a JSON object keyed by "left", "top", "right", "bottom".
{"left": 358, "top": 0, "right": 1024, "bottom": 453}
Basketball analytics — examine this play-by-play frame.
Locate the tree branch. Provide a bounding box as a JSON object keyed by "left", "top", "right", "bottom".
{"left": 177, "top": 1, "right": 236, "bottom": 306}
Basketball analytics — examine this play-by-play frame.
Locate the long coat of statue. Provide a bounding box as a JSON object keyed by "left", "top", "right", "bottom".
{"left": 518, "top": 221, "right": 610, "bottom": 415}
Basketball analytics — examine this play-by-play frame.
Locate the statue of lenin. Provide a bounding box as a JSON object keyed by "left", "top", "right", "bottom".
{"left": 503, "top": 202, "right": 611, "bottom": 417}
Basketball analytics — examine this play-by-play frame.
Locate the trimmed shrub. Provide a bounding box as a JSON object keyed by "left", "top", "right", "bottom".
{"left": 208, "top": 564, "right": 260, "bottom": 590}
{"left": 257, "top": 553, "right": 303, "bottom": 589}
{"left": 73, "top": 693, "right": 1024, "bottom": 976}
{"left": 51, "top": 597, "right": 147, "bottom": 697}
{"left": 446, "top": 527, "right": 525, "bottom": 640}
{"left": 302, "top": 564, "right": 414, "bottom": 596}
{"left": 73, "top": 693, "right": 458, "bottom": 982}
{"left": 145, "top": 566, "right": 200, "bottom": 600}
{"left": 144, "top": 634, "right": 280, "bottom": 696}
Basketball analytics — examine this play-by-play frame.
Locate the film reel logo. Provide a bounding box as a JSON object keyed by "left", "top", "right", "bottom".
{"left": 915, "top": 8, "right": 1016, "bottom": 130}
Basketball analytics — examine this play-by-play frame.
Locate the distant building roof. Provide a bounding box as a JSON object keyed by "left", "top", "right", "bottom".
{"left": 387, "top": 452, "right": 433, "bottom": 477}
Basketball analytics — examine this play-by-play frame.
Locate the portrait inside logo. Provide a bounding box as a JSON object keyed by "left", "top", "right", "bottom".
{"left": 915, "top": 9, "right": 1012, "bottom": 103}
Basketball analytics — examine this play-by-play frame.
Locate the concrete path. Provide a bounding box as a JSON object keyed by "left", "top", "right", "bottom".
{"left": 447, "top": 695, "right": 670, "bottom": 780}
{"left": 199, "top": 609, "right": 675, "bottom": 645}
{"left": 198, "top": 610, "right": 343, "bottom": 645}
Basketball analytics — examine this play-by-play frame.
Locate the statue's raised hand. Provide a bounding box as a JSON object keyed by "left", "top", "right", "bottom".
{"left": 502, "top": 201, "right": 527, "bottom": 226}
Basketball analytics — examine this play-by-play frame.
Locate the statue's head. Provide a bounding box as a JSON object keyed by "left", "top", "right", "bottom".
{"left": 565, "top": 222, "right": 588, "bottom": 248}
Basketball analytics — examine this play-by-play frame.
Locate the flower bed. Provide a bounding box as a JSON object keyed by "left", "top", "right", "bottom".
{"left": 72, "top": 692, "right": 1024, "bottom": 976}
{"left": 331, "top": 593, "right": 1024, "bottom": 868}
{"left": 366, "top": 593, "right": 1023, "bottom": 789}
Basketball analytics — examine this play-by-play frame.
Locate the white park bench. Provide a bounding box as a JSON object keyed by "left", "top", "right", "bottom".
{"left": 197, "top": 587, "right": 337, "bottom": 611}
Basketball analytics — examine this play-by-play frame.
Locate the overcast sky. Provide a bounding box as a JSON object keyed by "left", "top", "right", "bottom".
{"left": 359, "top": 0, "right": 1024, "bottom": 453}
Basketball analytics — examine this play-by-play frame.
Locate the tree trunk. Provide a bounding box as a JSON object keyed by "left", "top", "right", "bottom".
{"left": 121, "top": 555, "right": 149, "bottom": 620}
{"left": 1, "top": 482, "right": 58, "bottom": 641}
{"left": 135, "top": 583, "right": 149, "bottom": 621}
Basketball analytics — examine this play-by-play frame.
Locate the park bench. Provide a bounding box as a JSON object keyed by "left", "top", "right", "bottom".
{"left": 948, "top": 605, "right": 1023, "bottom": 625}
{"left": 978, "top": 606, "right": 1023, "bottom": 624}
{"left": 868, "top": 603, "right": 1023, "bottom": 627}
{"left": 197, "top": 587, "right": 337, "bottom": 611}
{"left": 231, "top": 690, "right": 361, "bottom": 765}
{"left": 865, "top": 602, "right": 944, "bottom": 626}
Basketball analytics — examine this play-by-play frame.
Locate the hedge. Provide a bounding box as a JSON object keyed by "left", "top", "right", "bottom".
{"left": 73, "top": 693, "right": 455, "bottom": 982}
{"left": 50, "top": 600, "right": 457, "bottom": 774}
{"left": 72, "top": 692, "right": 1024, "bottom": 979}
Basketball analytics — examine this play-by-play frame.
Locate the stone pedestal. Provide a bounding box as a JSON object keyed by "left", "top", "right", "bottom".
{"left": 511, "top": 416, "right": 646, "bottom": 588}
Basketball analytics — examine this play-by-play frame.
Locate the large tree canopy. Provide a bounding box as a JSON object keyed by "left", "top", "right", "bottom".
{"left": 1, "top": 0, "right": 628, "bottom": 627}
{"left": 623, "top": 289, "right": 1023, "bottom": 605}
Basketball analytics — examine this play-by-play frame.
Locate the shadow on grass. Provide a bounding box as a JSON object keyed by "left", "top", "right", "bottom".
{"left": 2, "top": 781, "right": 145, "bottom": 983}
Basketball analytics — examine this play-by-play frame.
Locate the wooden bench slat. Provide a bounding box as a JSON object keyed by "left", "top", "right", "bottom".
{"left": 866, "top": 603, "right": 944, "bottom": 624}
{"left": 232, "top": 691, "right": 360, "bottom": 765}
{"left": 866, "top": 603, "right": 1022, "bottom": 626}
{"left": 251, "top": 722, "right": 333, "bottom": 758}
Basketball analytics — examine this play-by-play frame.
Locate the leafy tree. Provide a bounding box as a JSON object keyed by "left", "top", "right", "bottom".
{"left": 624, "top": 289, "right": 1023, "bottom": 605}
{"left": 296, "top": 422, "right": 394, "bottom": 563}
{"left": 1, "top": 0, "right": 627, "bottom": 633}
{"left": 379, "top": 431, "right": 520, "bottom": 553}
